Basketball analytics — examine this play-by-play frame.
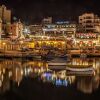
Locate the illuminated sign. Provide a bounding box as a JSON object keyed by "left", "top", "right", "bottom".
{"left": 56, "top": 21, "right": 70, "bottom": 24}
{"left": 76, "top": 33, "right": 97, "bottom": 39}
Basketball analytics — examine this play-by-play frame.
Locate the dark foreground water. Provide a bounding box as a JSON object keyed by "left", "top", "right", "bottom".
{"left": 0, "top": 58, "right": 100, "bottom": 100}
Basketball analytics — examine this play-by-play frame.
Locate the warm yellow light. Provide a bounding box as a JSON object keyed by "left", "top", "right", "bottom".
{"left": 62, "top": 42, "right": 65, "bottom": 44}
{"left": 29, "top": 43, "right": 35, "bottom": 48}
{"left": 46, "top": 41, "right": 49, "bottom": 44}
{"left": 47, "top": 36, "right": 50, "bottom": 39}
{"left": 20, "top": 41, "right": 24, "bottom": 44}
{"left": 38, "top": 41, "right": 42, "bottom": 44}
{"left": 2, "top": 42, "right": 6, "bottom": 45}
{"left": 38, "top": 62, "right": 41, "bottom": 67}
{"left": 54, "top": 42, "right": 57, "bottom": 44}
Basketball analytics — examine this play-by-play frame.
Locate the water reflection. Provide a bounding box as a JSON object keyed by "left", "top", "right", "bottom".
{"left": 41, "top": 58, "right": 100, "bottom": 93}
{"left": 41, "top": 71, "right": 75, "bottom": 87}
{"left": 76, "top": 75, "right": 100, "bottom": 93}
{"left": 0, "top": 59, "right": 48, "bottom": 93}
{"left": 0, "top": 58, "right": 100, "bottom": 94}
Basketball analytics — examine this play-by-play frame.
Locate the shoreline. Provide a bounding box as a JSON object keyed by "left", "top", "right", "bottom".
{"left": 0, "top": 53, "right": 100, "bottom": 59}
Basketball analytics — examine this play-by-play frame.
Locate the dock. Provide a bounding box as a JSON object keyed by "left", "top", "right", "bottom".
{"left": 0, "top": 51, "right": 42, "bottom": 59}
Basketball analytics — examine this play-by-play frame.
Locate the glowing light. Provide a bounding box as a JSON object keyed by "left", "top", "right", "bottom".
{"left": 20, "top": 41, "right": 24, "bottom": 44}
{"left": 2, "top": 42, "right": 6, "bottom": 45}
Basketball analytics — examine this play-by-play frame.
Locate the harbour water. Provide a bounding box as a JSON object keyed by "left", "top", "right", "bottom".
{"left": 0, "top": 58, "right": 100, "bottom": 100}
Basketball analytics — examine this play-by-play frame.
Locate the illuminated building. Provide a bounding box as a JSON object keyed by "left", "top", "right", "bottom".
{"left": 23, "top": 25, "right": 30, "bottom": 34}
{"left": 1, "top": 23, "right": 11, "bottom": 38}
{"left": 75, "top": 32, "right": 98, "bottom": 47}
{"left": 0, "top": 5, "right": 11, "bottom": 23}
{"left": 0, "top": 5, "right": 11, "bottom": 38}
{"left": 74, "top": 13, "right": 100, "bottom": 48}
{"left": 3, "top": 20, "right": 24, "bottom": 39}
{"left": 42, "top": 17, "right": 52, "bottom": 24}
{"left": 43, "top": 22, "right": 76, "bottom": 38}
{"left": 75, "top": 36, "right": 98, "bottom": 48}
{"left": 29, "top": 24, "right": 42, "bottom": 35}
{"left": 79, "top": 13, "right": 100, "bottom": 32}
{"left": 0, "top": 18, "right": 2, "bottom": 34}
{"left": 10, "top": 20, "right": 24, "bottom": 39}
{"left": 0, "top": 21, "right": 24, "bottom": 39}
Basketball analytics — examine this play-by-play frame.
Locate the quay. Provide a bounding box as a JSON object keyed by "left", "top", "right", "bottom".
{"left": 0, "top": 51, "right": 42, "bottom": 59}
{"left": 1, "top": 51, "right": 100, "bottom": 58}
{"left": 1, "top": 48, "right": 100, "bottom": 59}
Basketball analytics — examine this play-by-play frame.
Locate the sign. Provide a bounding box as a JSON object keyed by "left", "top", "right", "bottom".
{"left": 76, "top": 33, "right": 97, "bottom": 39}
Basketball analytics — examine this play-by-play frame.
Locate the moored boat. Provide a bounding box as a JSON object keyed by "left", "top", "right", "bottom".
{"left": 66, "top": 65, "right": 94, "bottom": 72}
{"left": 48, "top": 58, "right": 67, "bottom": 70}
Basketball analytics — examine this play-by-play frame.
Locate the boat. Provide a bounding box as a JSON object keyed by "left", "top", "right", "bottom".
{"left": 57, "top": 54, "right": 68, "bottom": 60}
{"left": 48, "top": 58, "right": 67, "bottom": 70}
{"left": 42, "top": 51, "right": 55, "bottom": 60}
{"left": 66, "top": 71, "right": 94, "bottom": 76}
{"left": 66, "top": 65, "right": 95, "bottom": 73}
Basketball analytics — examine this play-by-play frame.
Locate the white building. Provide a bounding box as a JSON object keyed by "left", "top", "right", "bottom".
{"left": 79, "top": 13, "right": 100, "bottom": 32}
{"left": 43, "top": 22, "right": 76, "bottom": 38}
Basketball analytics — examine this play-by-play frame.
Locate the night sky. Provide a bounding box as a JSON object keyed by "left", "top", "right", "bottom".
{"left": 0, "top": 0, "right": 100, "bottom": 24}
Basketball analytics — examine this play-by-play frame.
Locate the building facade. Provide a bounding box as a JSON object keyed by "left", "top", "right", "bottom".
{"left": 0, "top": 18, "right": 2, "bottom": 34}
{"left": 29, "top": 24, "right": 42, "bottom": 35}
{"left": 43, "top": 22, "right": 76, "bottom": 38}
{"left": 2, "top": 20, "right": 24, "bottom": 39}
{"left": 10, "top": 21, "right": 24, "bottom": 39}
{"left": 42, "top": 17, "right": 52, "bottom": 25}
{"left": 79, "top": 13, "right": 100, "bottom": 33}
{"left": 0, "top": 5, "right": 11, "bottom": 23}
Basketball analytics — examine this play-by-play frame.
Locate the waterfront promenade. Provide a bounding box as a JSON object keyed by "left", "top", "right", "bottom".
{"left": 0, "top": 49, "right": 100, "bottom": 58}
{"left": 0, "top": 50, "right": 42, "bottom": 58}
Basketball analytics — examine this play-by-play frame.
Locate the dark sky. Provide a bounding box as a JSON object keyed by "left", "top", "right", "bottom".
{"left": 0, "top": 0, "right": 100, "bottom": 24}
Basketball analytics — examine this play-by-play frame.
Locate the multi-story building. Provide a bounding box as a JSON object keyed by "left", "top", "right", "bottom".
{"left": 0, "top": 5, "right": 11, "bottom": 23}
{"left": 74, "top": 13, "right": 100, "bottom": 48}
{"left": 29, "top": 24, "right": 42, "bottom": 35}
{"left": 79, "top": 13, "right": 100, "bottom": 33}
{"left": 3, "top": 20, "right": 24, "bottom": 39}
{"left": 43, "top": 22, "right": 76, "bottom": 38}
{"left": 10, "top": 20, "right": 24, "bottom": 39}
{"left": 42, "top": 17, "right": 52, "bottom": 25}
{"left": 0, "top": 18, "right": 2, "bottom": 34}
